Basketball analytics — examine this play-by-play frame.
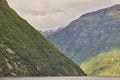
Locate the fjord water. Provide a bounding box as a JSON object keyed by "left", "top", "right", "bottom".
{"left": 1, "top": 77, "right": 120, "bottom": 80}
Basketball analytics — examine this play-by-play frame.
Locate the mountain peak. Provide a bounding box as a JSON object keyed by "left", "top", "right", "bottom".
{"left": 111, "top": 4, "right": 120, "bottom": 8}
{"left": 108, "top": 4, "right": 120, "bottom": 10}
{"left": 80, "top": 4, "right": 120, "bottom": 18}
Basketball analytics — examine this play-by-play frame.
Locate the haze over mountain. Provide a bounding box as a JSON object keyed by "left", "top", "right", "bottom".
{"left": 0, "top": 0, "right": 85, "bottom": 76}
{"left": 48, "top": 4, "right": 120, "bottom": 64}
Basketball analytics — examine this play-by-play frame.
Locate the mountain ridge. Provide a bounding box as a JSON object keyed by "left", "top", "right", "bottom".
{"left": 47, "top": 4, "right": 120, "bottom": 64}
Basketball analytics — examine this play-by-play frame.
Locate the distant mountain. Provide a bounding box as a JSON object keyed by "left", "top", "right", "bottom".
{"left": 41, "top": 28, "right": 63, "bottom": 37}
{"left": 81, "top": 48, "right": 120, "bottom": 76}
{"left": 48, "top": 4, "right": 120, "bottom": 64}
{"left": 0, "top": 0, "right": 85, "bottom": 76}
{"left": 41, "top": 30, "right": 56, "bottom": 37}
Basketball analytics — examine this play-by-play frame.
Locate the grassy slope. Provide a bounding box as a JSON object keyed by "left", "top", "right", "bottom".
{"left": 0, "top": 1, "right": 85, "bottom": 76}
{"left": 81, "top": 48, "right": 120, "bottom": 76}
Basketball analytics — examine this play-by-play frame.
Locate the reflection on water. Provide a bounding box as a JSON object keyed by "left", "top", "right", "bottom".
{"left": 0, "top": 77, "right": 120, "bottom": 80}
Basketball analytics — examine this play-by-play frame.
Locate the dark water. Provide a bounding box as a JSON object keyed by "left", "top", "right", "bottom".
{"left": 0, "top": 77, "right": 120, "bottom": 80}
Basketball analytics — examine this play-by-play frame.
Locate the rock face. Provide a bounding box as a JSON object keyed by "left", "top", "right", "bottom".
{"left": 48, "top": 4, "right": 120, "bottom": 64}
{"left": 0, "top": 0, "right": 8, "bottom": 5}
{"left": 0, "top": 1, "right": 85, "bottom": 76}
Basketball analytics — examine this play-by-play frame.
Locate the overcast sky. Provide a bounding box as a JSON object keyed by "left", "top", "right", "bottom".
{"left": 7, "top": 0, "right": 120, "bottom": 31}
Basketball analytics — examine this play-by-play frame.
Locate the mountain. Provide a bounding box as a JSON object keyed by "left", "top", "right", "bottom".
{"left": 48, "top": 4, "right": 120, "bottom": 64}
{"left": 0, "top": 0, "right": 85, "bottom": 76}
{"left": 41, "top": 30, "right": 56, "bottom": 37}
{"left": 41, "top": 28, "right": 63, "bottom": 37}
{"left": 81, "top": 48, "right": 120, "bottom": 76}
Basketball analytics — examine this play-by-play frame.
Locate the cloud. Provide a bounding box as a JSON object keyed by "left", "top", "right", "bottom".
{"left": 7, "top": 0, "right": 120, "bottom": 31}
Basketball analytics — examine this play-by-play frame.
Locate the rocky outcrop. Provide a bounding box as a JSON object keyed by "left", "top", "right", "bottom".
{"left": 0, "top": 0, "right": 8, "bottom": 6}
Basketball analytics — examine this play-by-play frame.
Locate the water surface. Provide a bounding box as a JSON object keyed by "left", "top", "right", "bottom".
{"left": 1, "top": 77, "right": 120, "bottom": 80}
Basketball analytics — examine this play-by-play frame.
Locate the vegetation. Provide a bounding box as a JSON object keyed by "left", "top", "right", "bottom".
{"left": 81, "top": 48, "right": 120, "bottom": 76}
{"left": 0, "top": 0, "right": 85, "bottom": 76}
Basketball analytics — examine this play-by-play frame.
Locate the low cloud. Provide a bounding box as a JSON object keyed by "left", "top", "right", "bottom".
{"left": 7, "top": 0, "right": 120, "bottom": 31}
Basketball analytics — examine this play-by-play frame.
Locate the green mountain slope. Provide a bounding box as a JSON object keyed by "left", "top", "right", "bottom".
{"left": 81, "top": 48, "right": 120, "bottom": 76}
{"left": 48, "top": 4, "right": 120, "bottom": 64}
{"left": 0, "top": 0, "right": 85, "bottom": 76}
